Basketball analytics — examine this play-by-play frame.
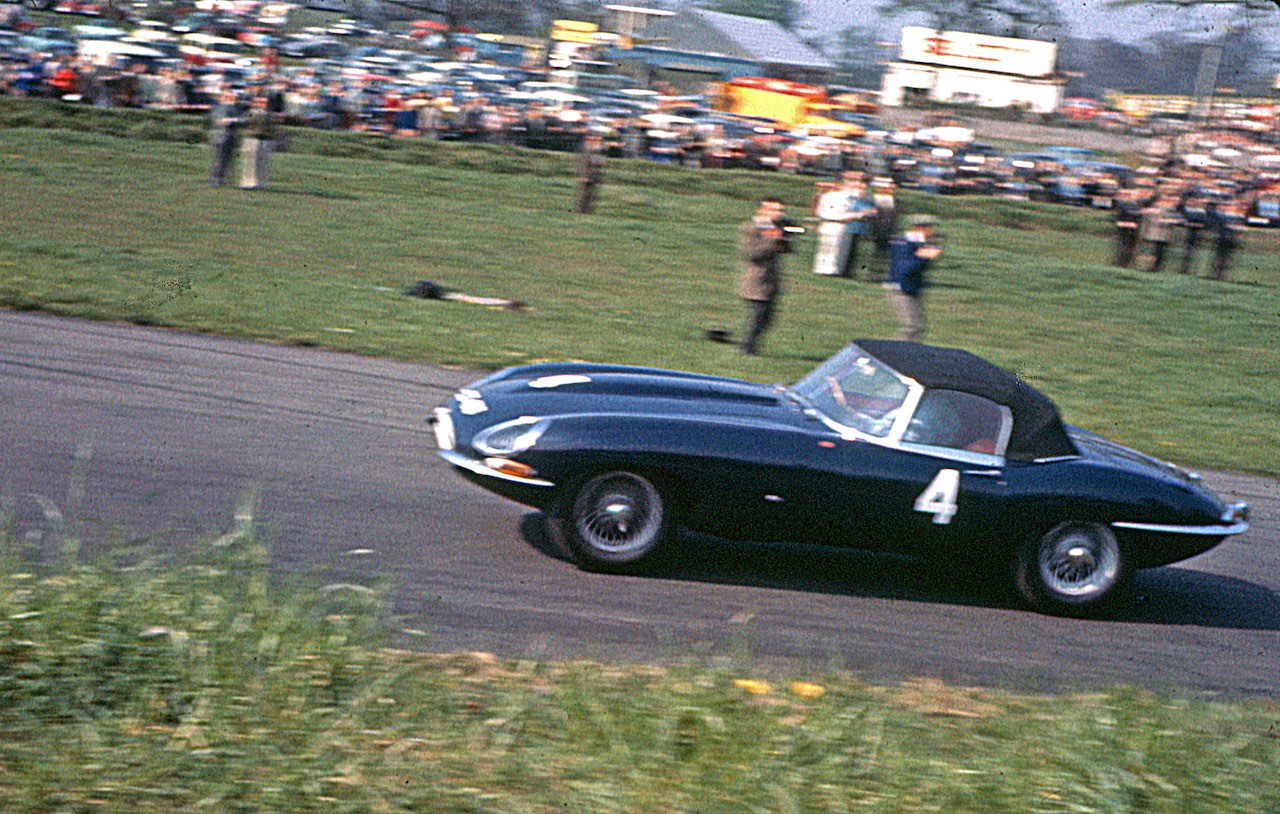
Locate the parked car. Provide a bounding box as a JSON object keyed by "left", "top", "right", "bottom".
{"left": 1247, "top": 190, "right": 1280, "bottom": 227}
{"left": 178, "top": 31, "right": 249, "bottom": 67}
{"left": 17, "top": 24, "right": 77, "bottom": 53}
{"left": 278, "top": 34, "right": 346, "bottom": 59}
{"left": 431, "top": 340, "right": 1249, "bottom": 616}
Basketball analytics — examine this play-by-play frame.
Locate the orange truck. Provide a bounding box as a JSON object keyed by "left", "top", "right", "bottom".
{"left": 711, "top": 76, "right": 864, "bottom": 138}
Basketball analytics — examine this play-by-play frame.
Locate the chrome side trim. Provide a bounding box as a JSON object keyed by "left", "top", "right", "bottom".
{"left": 896, "top": 441, "right": 1005, "bottom": 468}
{"left": 438, "top": 450, "right": 555, "bottom": 487}
{"left": 1111, "top": 520, "right": 1250, "bottom": 536}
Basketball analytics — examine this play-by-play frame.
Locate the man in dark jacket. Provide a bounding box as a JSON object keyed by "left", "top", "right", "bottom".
{"left": 867, "top": 177, "right": 900, "bottom": 282}
{"left": 239, "top": 93, "right": 277, "bottom": 189}
{"left": 885, "top": 214, "right": 942, "bottom": 342}
{"left": 575, "top": 134, "right": 604, "bottom": 214}
{"left": 1112, "top": 186, "right": 1144, "bottom": 268}
{"left": 1177, "top": 192, "right": 1208, "bottom": 275}
{"left": 737, "top": 198, "right": 789, "bottom": 355}
{"left": 207, "top": 86, "right": 241, "bottom": 186}
{"left": 1207, "top": 199, "right": 1245, "bottom": 282}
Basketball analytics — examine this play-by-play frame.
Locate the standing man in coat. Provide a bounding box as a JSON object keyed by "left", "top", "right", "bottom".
{"left": 867, "top": 177, "right": 900, "bottom": 283}
{"left": 1177, "top": 191, "right": 1209, "bottom": 275}
{"left": 837, "top": 172, "right": 875, "bottom": 279}
{"left": 1140, "top": 191, "right": 1178, "bottom": 272}
{"left": 575, "top": 133, "right": 604, "bottom": 214}
{"left": 811, "top": 179, "right": 855, "bottom": 276}
{"left": 1207, "top": 198, "right": 1245, "bottom": 282}
{"left": 885, "top": 214, "right": 942, "bottom": 342}
{"left": 207, "top": 86, "right": 241, "bottom": 186}
{"left": 240, "top": 93, "right": 277, "bottom": 190}
{"left": 1111, "top": 185, "right": 1144, "bottom": 268}
{"left": 737, "top": 197, "right": 790, "bottom": 356}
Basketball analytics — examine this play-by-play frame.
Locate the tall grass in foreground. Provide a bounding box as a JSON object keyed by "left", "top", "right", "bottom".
{"left": 2, "top": 502, "right": 1278, "bottom": 813}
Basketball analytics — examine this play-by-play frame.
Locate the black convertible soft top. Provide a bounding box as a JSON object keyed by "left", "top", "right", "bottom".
{"left": 856, "top": 339, "right": 1078, "bottom": 462}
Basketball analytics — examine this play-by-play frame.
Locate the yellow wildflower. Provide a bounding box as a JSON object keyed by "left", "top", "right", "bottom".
{"left": 789, "top": 681, "right": 825, "bottom": 699}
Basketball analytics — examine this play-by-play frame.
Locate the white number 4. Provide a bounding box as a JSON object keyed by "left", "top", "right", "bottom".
{"left": 915, "top": 469, "right": 960, "bottom": 525}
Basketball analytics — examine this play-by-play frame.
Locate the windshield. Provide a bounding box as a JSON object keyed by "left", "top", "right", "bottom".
{"left": 790, "top": 346, "right": 913, "bottom": 437}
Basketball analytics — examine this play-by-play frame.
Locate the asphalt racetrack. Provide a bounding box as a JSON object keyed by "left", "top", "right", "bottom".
{"left": 3, "top": 311, "right": 1277, "bottom": 696}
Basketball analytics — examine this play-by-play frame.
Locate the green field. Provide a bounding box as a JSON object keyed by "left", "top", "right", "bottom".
{"left": 3, "top": 98, "right": 1280, "bottom": 813}
{"left": 3, "top": 98, "right": 1277, "bottom": 475}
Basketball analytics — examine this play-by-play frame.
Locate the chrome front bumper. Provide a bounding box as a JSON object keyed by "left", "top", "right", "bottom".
{"left": 437, "top": 449, "right": 555, "bottom": 488}
{"left": 1112, "top": 502, "right": 1250, "bottom": 537}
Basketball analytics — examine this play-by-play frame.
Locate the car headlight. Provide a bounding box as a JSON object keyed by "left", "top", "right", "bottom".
{"left": 473, "top": 416, "right": 549, "bottom": 457}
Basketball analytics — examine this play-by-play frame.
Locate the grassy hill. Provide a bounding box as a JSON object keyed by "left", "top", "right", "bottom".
{"left": 1, "top": 97, "right": 1277, "bottom": 475}
{"left": 2, "top": 97, "right": 1278, "bottom": 813}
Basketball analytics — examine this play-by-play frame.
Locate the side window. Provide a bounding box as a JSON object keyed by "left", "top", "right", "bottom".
{"left": 905, "top": 390, "right": 1009, "bottom": 456}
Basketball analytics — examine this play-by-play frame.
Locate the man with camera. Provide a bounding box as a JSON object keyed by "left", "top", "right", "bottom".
{"left": 885, "top": 214, "right": 942, "bottom": 342}
{"left": 737, "top": 197, "right": 795, "bottom": 356}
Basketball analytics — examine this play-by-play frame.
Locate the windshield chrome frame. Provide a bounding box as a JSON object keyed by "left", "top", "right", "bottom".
{"left": 790, "top": 344, "right": 923, "bottom": 443}
{"left": 792, "top": 344, "right": 1009, "bottom": 468}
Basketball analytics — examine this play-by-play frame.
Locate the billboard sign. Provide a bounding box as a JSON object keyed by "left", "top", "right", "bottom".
{"left": 899, "top": 26, "right": 1056, "bottom": 78}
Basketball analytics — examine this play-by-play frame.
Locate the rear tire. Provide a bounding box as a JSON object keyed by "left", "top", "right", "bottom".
{"left": 1014, "top": 522, "right": 1127, "bottom": 616}
{"left": 547, "top": 470, "right": 673, "bottom": 573}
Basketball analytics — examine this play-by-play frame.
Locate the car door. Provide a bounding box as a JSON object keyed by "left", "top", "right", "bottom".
{"left": 686, "top": 420, "right": 864, "bottom": 545}
{"left": 834, "top": 389, "right": 1015, "bottom": 555}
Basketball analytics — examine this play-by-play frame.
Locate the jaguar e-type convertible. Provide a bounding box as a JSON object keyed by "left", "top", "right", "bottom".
{"left": 431, "top": 340, "right": 1249, "bottom": 615}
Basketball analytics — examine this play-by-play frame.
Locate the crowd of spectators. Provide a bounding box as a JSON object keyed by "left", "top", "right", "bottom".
{"left": 3, "top": 0, "right": 1277, "bottom": 276}
{"left": 1108, "top": 158, "right": 1255, "bottom": 280}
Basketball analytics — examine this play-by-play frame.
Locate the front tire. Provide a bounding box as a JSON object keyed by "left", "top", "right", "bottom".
{"left": 548, "top": 470, "right": 673, "bottom": 573}
{"left": 1014, "top": 522, "right": 1127, "bottom": 615}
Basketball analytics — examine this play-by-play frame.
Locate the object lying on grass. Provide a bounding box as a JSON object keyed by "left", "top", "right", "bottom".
{"left": 404, "top": 280, "right": 526, "bottom": 310}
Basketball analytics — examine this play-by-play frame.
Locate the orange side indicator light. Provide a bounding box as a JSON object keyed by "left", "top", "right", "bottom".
{"left": 484, "top": 458, "right": 539, "bottom": 479}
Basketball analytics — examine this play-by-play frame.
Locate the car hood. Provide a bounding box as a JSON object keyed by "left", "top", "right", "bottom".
{"left": 456, "top": 362, "right": 806, "bottom": 430}
{"left": 1067, "top": 426, "right": 1205, "bottom": 489}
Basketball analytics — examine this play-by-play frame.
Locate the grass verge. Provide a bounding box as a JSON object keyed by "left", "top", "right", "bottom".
{"left": 2, "top": 505, "right": 1277, "bottom": 814}
{"left": 1, "top": 95, "right": 1278, "bottom": 478}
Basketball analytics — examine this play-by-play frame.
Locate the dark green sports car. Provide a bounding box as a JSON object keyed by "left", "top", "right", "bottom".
{"left": 432, "top": 340, "right": 1249, "bottom": 616}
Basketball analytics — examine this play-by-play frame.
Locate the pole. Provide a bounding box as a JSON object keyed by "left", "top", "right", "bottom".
{"left": 1192, "top": 36, "right": 1224, "bottom": 123}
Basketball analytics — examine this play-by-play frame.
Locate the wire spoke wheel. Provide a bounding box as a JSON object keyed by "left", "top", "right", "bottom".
{"left": 573, "top": 472, "right": 663, "bottom": 557}
{"left": 1016, "top": 522, "right": 1126, "bottom": 615}
{"left": 547, "top": 470, "right": 674, "bottom": 573}
{"left": 1039, "top": 524, "right": 1120, "bottom": 597}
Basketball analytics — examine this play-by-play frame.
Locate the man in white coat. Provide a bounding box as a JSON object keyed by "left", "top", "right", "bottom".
{"left": 811, "top": 176, "right": 858, "bottom": 276}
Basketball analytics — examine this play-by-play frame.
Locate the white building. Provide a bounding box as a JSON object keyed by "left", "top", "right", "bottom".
{"left": 880, "top": 27, "right": 1066, "bottom": 114}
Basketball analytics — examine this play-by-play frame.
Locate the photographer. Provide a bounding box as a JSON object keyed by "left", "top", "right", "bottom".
{"left": 737, "top": 197, "right": 792, "bottom": 356}
{"left": 884, "top": 214, "right": 942, "bottom": 342}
